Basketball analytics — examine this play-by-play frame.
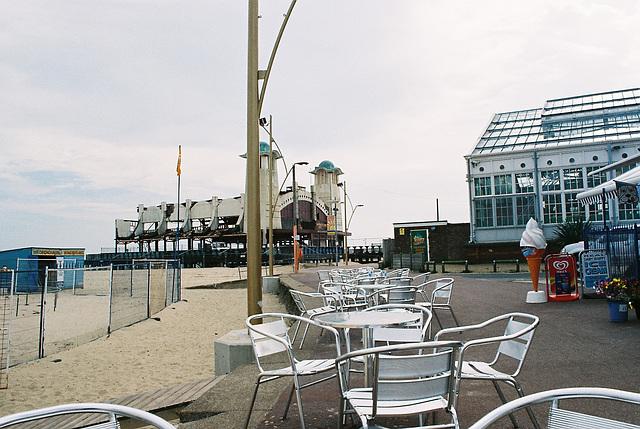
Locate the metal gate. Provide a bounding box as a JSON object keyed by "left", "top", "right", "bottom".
{"left": 584, "top": 225, "right": 639, "bottom": 280}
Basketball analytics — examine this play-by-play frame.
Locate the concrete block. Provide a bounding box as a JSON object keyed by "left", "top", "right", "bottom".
{"left": 214, "top": 329, "right": 254, "bottom": 375}
{"left": 262, "top": 276, "right": 280, "bottom": 294}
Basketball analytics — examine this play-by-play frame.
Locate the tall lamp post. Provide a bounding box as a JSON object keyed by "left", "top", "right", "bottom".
{"left": 292, "top": 161, "right": 308, "bottom": 273}
{"left": 259, "top": 116, "right": 305, "bottom": 276}
{"left": 338, "top": 181, "right": 363, "bottom": 266}
{"left": 247, "top": 0, "right": 297, "bottom": 318}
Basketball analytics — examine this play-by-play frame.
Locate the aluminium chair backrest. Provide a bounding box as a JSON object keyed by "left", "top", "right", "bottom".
{"left": 430, "top": 278, "right": 455, "bottom": 306}
{"left": 410, "top": 272, "right": 430, "bottom": 285}
{"left": 386, "top": 268, "right": 410, "bottom": 278}
{"left": 323, "top": 282, "right": 366, "bottom": 311}
{"left": 328, "top": 271, "right": 342, "bottom": 282}
{"left": 382, "top": 277, "right": 412, "bottom": 286}
{"left": 467, "top": 387, "right": 640, "bottom": 429}
{"left": 354, "top": 275, "right": 377, "bottom": 285}
{"left": 376, "top": 345, "right": 456, "bottom": 404}
{"left": 246, "top": 314, "right": 295, "bottom": 372}
{"left": 386, "top": 285, "right": 418, "bottom": 304}
{"left": 0, "top": 403, "right": 176, "bottom": 429}
{"left": 289, "top": 289, "right": 310, "bottom": 314}
{"left": 494, "top": 314, "right": 538, "bottom": 376}
{"left": 365, "top": 304, "right": 432, "bottom": 344}
{"left": 318, "top": 270, "right": 331, "bottom": 282}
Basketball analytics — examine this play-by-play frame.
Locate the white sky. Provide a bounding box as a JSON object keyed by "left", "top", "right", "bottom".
{"left": 1, "top": 1, "right": 639, "bottom": 254}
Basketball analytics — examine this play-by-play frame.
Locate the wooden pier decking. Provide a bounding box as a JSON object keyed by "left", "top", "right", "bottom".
{"left": 12, "top": 377, "right": 221, "bottom": 428}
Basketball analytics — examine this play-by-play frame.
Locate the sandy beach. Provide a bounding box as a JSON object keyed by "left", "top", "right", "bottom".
{"left": 0, "top": 266, "right": 292, "bottom": 417}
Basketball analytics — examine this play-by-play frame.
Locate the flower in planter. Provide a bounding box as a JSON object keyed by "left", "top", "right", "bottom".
{"left": 628, "top": 279, "right": 640, "bottom": 309}
{"left": 596, "top": 277, "right": 637, "bottom": 302}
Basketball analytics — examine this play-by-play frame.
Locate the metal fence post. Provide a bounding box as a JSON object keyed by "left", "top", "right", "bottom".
{"left": 147, "top": 262, "right": 151, "bottom": 319}
{"left": 38, "top": 267, "right": 48, "bottom": 359}
{"left": 108, "top": 264, "right": 113, "bottom": 335}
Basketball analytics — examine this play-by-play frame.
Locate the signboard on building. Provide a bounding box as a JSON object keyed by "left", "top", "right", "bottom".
{"left": 31, "top": 248, "right": 85, "bottom": 256}
{"left": 410, "top": 230, "right": 428, "bottom": 254}
{"left": 327, "top": 215, "right": 336, "bottom": 236}
{"left": 581, "top": 249, "right": 609, "bottom": 296}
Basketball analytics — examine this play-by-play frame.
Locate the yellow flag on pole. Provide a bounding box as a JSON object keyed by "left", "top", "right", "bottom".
{"left": 176, "top": 145, "right": 182, "bottom": 176}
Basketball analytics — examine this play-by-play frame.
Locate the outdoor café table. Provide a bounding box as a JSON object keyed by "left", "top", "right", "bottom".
{"left": 315, "top": 310, "right": 420, "bottom": 386}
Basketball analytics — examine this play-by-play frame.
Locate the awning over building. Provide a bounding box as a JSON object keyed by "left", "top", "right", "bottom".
{"left": 576, "top": 165, "right": 640, "bottom": 204}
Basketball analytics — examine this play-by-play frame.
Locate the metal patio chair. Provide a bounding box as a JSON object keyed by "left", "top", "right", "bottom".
{"left": 244, "top": 313, "right": 342, "bottom": 429}
{"left": 322, "top": 282, "right": 368, "bottom": 311}
{"left": 409, "top": 271, "right": 430, "bottom": 285}
{"left": 366, "top": 284, "right": 418, "bottom": 306}
{"left": 335, "top": 341, "right": 463, "bottom": 429}
{"left": 385, "top": 268, "right": 410, "bottom": 279}
{"left": 362, "top": 303, "right": 433, "bottom": 346}
{"left": 435, "top": 312, "right": 541, "bottom": 429}
{"left": 289, "top": 288, "right": 338, "bottom": 349}
{"left": 468, "top": 387, "right": 640, "bottom": 429}
{"left": 0, "top": 403, "right": 176, "bottom": 429}
{"left": 417, "top": 277, "right": 460, "bottom": 330}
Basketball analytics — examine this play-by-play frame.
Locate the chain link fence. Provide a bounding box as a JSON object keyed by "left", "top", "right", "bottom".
{"left": 0, "top": 261, "right": 180, "bottom": 385}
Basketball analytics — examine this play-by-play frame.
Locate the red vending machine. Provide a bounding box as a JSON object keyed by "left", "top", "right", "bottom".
{"left": 545, "top": 254, "right": 579, "bottom": 301}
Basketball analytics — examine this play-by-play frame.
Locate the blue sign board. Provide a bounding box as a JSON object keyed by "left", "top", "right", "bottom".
{"left": 581, "top": 249, "right": 609, "bottom": 296}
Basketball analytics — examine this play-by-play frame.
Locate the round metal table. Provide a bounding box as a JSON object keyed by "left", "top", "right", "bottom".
{"left": 315, "top": 310, "right": 420, "bottom": 385}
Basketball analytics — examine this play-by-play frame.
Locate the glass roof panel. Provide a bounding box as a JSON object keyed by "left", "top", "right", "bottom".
{"left": 470, "top": 88, "right": 640, "bottom": 155}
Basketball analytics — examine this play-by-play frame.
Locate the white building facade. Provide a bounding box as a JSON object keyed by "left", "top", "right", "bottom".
{"left": 466, "top": 88, "right": 640, "bottom": 244}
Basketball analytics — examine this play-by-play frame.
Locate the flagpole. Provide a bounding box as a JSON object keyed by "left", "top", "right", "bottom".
{"left": 175, "top": 145, "right": 182, "bottom": 301}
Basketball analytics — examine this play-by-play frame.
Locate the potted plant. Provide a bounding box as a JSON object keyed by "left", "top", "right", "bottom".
{"left": 596, "top": 278, "right": 633, "bottom": 322}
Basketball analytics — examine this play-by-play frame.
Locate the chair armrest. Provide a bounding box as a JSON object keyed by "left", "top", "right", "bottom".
{"left": 467, "top": 387, "right": 640, "bottom": 429}
{"left": 0, "top": 403, "right": 177, "bottom": 428}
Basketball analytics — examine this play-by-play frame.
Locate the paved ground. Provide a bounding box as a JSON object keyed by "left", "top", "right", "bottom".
{"left": 181, "top": 264, "right": 640, "bottom": 429}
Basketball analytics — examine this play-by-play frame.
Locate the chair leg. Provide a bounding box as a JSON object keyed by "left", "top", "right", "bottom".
{"left": 283, "top": 382, "right": 296, "bottom": 420}
{"left": 282, "top": 380, "right": 307, "bottom": 429}
{"left": 243, "top": 377, "right": 262, "bottom": 429}
{"left": 511, "top": 379, "right": 542, "bottom": 429}
{"left": 492, "top": 380, "right": 519, "bottom": 428}
{"left": 448, "top": 306, "right": 461, "bottom": 327}
{"left": 432, "top": 308, "right": 443, "bottom": 331}
{"left": 360, "top": 414, "right": 370, "bottom": 429}
{"left": 298, "top": 322, "right": 311, "bottom": 350}
{"left": 291, "top": 319, "right": 302, "bottom": 344}
{"left": 294, "top": 377, "right": 306, "bottom": 429}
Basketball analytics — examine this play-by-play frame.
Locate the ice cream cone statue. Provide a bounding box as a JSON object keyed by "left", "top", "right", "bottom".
{"left": 520, "top": 218, "right": 547, "bottom": 303}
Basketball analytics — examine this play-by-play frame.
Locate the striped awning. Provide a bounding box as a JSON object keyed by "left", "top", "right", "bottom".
{"left": 576, "top": 165, "right": 640, "bottom": 204}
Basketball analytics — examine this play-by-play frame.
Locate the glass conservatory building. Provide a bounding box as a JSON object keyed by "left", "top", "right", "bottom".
{"left": 465, "top": 87, "right": 640, "bottom": 243}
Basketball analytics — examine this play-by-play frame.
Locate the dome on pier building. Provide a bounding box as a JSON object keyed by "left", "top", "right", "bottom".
{"left": 311, "top": 160, "right": 343, "bottom": 175}
{"left": 239, "top": 141, "right": 282, "bottom": 159}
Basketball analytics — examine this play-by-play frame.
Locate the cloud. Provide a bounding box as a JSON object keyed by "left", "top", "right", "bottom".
{"left": 1, "top": 0, "right": 639, "bottom": 252}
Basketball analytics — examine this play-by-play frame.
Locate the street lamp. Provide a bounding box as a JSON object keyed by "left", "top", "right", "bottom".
{"left": 292, "top": 161, "right": 308, "bottom": 273}
{"left": 337, "top": 181, "right": 363, "bottom": 266}
{"left": 259, "top": 116, "right": 306, "bottom": 276}
{"left": 247, "top": 0, "right": 298, "bottom": 318}
{"left": 260, "top": 115, "right": 286, "bottom": 277}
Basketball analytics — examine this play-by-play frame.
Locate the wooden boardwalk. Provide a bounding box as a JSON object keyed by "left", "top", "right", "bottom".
{"left": 12, "top": 377, "right": 221, "bottom": 428}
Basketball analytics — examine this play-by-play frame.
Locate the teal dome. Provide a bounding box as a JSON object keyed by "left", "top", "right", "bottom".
{"left": 239, "top": 141, "right": 281, "bottom": 159}
{"left": 311, "top": 160, "right": 343, "bottom": 175}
